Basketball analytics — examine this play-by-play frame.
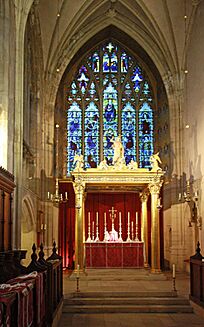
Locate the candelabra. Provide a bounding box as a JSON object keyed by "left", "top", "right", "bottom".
{"left": 179, "top": 180, "right": 201, "bottom": 228}
{"left": 47, "top": 178, "right": 68, "bottom": 204}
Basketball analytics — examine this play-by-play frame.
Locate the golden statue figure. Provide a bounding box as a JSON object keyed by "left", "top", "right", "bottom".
{"left": 150, "top": 152, "right": 162, "bottom": 171}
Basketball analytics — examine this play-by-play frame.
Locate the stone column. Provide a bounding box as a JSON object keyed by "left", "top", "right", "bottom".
{"left": 73, "top": 175, "right": 86, "bottom": 273}
{"left": 140, "top": 191, "right": 149, "bottom": 267}
{"left": 148, "top": 177, "right": 163, "bottom": 273}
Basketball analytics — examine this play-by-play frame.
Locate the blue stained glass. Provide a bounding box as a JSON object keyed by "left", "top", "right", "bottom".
{"left": 122, "top": 103, "right": 136, "bottom": 164}
{"left": 88, "top": 82, "right": 96, "bottom": 97}
{"left": 132, "top": 66, "right": 143, "bottom": 93}
{"left": 91, "top": 52, "right": 99, "bottom": 72}
{"left": 77, "top": 65, "right": 89, "bottom": 94}
{"left": 84, "top": 102, "right": 99, "bottom": 168}
{"left": 67, "top": 102, "right": 82, "bottom": 173}
{"left": 124, "top": 83, "right": 132, "bottom": 99}
{"left": 103, "top": 75, "right": 109, "bottom": 86}
{"left": 103, "top": 52, "right": 110, "bottom": 72}
{"left": 121, "top": 52, "right": 128, "bottom": 72}
{"left": 138, "top": 102, "right": 153, "bottom": 168}
{"left": 140, "top": 81, "right": 152, "bottom": 102}
{"left": 103, "top": 83, "right": 118, "bottom": 164}
{"left": 110, "top": 52, "right": 117, "bottom": 72}
{"left": 71, "top": 81, "right": 78, "bottom": 96}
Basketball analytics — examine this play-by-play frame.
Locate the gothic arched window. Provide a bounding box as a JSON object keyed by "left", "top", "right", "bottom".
{"left": 67, "top": 41, "right": 154, "bottom": 174}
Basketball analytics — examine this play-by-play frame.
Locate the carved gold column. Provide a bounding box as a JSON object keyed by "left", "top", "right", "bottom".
{"left": 73, "top": 175, "right": 85, "bottom": 273}
{"left": 140, "top": 191, "right": 149, "bottom": 267}
{"left": 148, "top": 177, "right": 163, "bottom": 273}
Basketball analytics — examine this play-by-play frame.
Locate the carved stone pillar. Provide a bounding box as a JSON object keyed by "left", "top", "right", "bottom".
{"left": 73, "top": 175, "right": 86, "bottom": 272}
{"left": 148, "top": 177, "right": 163, "bottom": 273}
{"left": 140, "top": 191, "right": 149, "bottom": 267}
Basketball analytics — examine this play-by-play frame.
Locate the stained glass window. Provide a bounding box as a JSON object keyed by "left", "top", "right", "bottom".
{"left": 67, "top": 102, "right": 82, "bottom": 172}
{"left": 138, "top": 102, "right": 153, "bottom": 168}
{"left": 84, "top": 102, "right": 99, "bottom": 168}
{"left": 103, "top": 83, "right": 118, "bottom": 164}
{"left": 122, "top": 103, "right": 136, "bottom": 164}
{"left": 66, "top": 40, "right": 155, "bottom": 174}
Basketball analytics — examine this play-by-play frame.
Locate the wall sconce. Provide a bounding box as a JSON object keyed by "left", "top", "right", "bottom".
{"left": 179, "top": 180, "right": 201, "bottom": 229}
{"left": 157, "top": 197, "right": 162, "bottom": 210}
{"left": 40, "top": 223, "right": 47, "bottom": 231}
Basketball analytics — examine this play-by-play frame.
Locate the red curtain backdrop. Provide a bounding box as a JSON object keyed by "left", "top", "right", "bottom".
{"left": 59, "top": 182, "right": 75, "bottom": 269}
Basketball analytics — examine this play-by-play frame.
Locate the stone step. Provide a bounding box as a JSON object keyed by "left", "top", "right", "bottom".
{"left": 64, "top": 297, "right": 190, "bottom": 306}
{"left": 63, "top": 304, "right": 193, "bottom": 314}
{"left": 66, "top": 291, "right": 177, "bottom": 298}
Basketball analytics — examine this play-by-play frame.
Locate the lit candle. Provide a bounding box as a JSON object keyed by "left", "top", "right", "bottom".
{"left": 65, "top": 192, "right": 68, "bottom": 200}
{"left": 136, "top": 212, "right": 138, "bottom": 225}
{"left": 172, "top": 263, "right": 175, "bottom": 278}
{"left": 44, "top": 224, "right": 47, "bottom": 230}
{"left": 104, "top": 212, "right": 106, "bottom": 225}
{"left": 119, "top": 212, "right": 121, "bottom": 225}
{"left": 60, "top": 194, "right": 63, "bottom": 201}
{"left": 77, "top": 264, "right": 80, "bottom": 278}
{"left": 96, "top": 212, "right": 98, "bottom": 225}
{"left": 41, "top": 223, "right": 43, "bottom": 230}
{"left": 178, "top": 193, "right": 182, "bottom": 201}
{"left": 48, "top": 191, "right": 50, "bottom": 200}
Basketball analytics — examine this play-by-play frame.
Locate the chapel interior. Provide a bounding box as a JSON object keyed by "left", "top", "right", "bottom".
{"left": 1, "top": 0, "right": 204, "bottom": 325}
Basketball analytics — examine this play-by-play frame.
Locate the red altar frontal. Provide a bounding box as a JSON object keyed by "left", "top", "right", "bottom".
{"left": 85, "top": 242, "right": 144, "bottom": 268}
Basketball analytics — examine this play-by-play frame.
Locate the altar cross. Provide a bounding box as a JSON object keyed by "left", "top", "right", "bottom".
{"left": 109, "top": 206, "right": 117, "bottom": 229}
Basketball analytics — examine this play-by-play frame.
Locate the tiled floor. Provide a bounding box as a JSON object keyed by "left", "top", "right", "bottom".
{"left": 58, "top": 269, "right": 204, "bottom": 327}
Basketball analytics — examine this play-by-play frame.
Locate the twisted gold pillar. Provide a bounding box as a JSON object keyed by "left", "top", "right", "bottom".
{"left": 140, "top": 191, "right": 149, "bottom": 267}
{"left": 148, "top": 178, "right": 163, "bottom": 273}
{"left": 73, "top": 176, "right": 85, "bottom": 273}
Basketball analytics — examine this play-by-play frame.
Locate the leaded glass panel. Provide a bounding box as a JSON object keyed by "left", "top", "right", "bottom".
{"left": 122, "top": 103, "right": 136, "bottom": 164}
{"left": 84, "top": 102, "right": 99, "bottom": 168}
{"left": 67, "top": 102, "right": 82, "bottom": 172}
{"left": 138, "top": 102, "right": 153, "bottom": 168}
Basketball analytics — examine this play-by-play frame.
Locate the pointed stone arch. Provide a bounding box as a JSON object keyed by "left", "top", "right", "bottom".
{"left": 21, "top": 195, "right": 36, "bottom": 264}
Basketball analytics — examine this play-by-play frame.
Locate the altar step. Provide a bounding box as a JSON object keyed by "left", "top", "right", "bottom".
{"left": 63, "top": 291, "right": 193, "bottom": 314}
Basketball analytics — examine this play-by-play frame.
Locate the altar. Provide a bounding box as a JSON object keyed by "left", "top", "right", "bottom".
{"left": 85, "top": 242, "right": 144, "bottom": 268}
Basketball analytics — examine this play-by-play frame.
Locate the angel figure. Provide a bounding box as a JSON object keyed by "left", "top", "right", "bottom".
{"left": 73, "top": 154, "right": 84, "bottom": 171}
{"left": 98, "top": 159, "right": 109, "bottom": 170}
{"left": 128, "top": 159, "right": 138, "bottom": 170}
{"left": 110, "top": 135, "right": 125, "bottom": 165}
{"left": 150, "top": 152, "right": 162, "bottom": 171}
